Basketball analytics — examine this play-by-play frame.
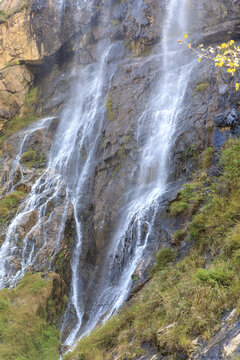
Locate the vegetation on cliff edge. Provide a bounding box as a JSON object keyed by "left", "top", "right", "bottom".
{"left": 0, "top": 273, "right": 60, "bottom": 360}
{"left": 64, "top": 138, "right": 240, "bottom": 360}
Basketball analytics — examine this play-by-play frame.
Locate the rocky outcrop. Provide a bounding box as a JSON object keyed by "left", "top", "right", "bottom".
{"left": 191, "top": 310, "right": 240, "bottom": 360}
{"left": 0, "top": 9, "right": 39, "bottom": 68}
{"left": 0, "top": 65, "right": 33, "bottom": 128}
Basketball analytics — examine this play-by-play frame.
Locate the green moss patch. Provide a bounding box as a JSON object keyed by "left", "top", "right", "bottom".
{"left": 151, "top": 247, "right": 175, "bottom": 274}
{"left": 0, "top": 190, "right": 27, "bottom": 223}
{"left": 20, "top": 149, "right": 38, "bottom": 167}
{"left": 193, "top": 82, "right": 209, "bottom": 95}
{"left": 0, "top": 273, "right": 60, "bottom": 360}
{"left": 20, "top": 149, "right": 44, "bottom": 168}
{"left": 106, "top": 92, "right": 114, "bottom": 121}
{"left": 64, "top": 138, "right": 240, "bottom": 360}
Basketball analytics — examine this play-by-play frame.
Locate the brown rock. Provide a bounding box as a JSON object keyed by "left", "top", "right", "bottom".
{"left": 0, "top": 65, "right": 33, "bottom": 119}
{"left": 0, "top": 10, "right": 39, "bottom": 68}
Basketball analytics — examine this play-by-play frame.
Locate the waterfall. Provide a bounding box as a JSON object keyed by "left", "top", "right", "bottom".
{"left": 75, "top": 0, "right": 196, "bottom": 340}
{"left": 59, "top": 43, "right": 115, "bottom": 346}
{"left": 0, "top": 0, "right": 111, "bottom": 339}
{"left": 0, "top": 0, "right": 196, "bottom": 354}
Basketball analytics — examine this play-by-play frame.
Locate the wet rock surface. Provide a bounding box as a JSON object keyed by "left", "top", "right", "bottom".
{"left": 0, "top": 0, "right": 240, "bottom": 357}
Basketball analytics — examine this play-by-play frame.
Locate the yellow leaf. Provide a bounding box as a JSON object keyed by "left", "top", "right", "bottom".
{"left": 221, "top": 43, "right": 227, "bottom": 49}
{"left": 236, "top": 83, "right": 239, "bottom": 91}
{"left": 229, "top": 40, "right": 235, "bottom": 46}
{"left": 184, "top": 34, "right": 188, "bottom": 39}
{"left": 198, "top": 58, "right": 201, "bottom": 62}
{"left": 188, "top": 43, "right": 191, "bottom": 49}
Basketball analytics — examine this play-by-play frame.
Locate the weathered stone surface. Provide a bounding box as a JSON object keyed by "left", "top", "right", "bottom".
{"left": 191, "top": 310, "right": 240, "bottom": 360}
{"left": 0, "top": 0, "right": 26, "bottom": 13}
{"left": 0, "top": 65, "right": 33, "bottom": 126}
{"left": 0, "top": 10, "right": 39, "bottom": 68}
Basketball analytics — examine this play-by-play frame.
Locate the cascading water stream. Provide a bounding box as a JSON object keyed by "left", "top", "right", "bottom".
{"left": 0, "top": 0, "right": 198, "bottom": 354}
{"left": 0, "top": 0, "right": 116, "bottom": 350}
{"left": 75, "top": 0, "right": 196, "bottom": 340}
{"left": 58, "top": 43, "right": 115, "bottom": 347}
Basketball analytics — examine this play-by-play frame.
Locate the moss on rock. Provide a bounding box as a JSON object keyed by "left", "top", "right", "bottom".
{"left": 20, "top": 149, "right": 45, "bottom": 168}
{"left": 193, "top": 82, "right": 209, "bottom": 95}
{"left": 0, "top": 190, "right": 27, "bottom": 223}
{"left": 106, "top": 92, "right": 114, "bottom": 121}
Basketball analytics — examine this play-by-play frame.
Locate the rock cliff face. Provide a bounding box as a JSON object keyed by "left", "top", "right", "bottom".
{"left": 0, "top": 0, "right": 240, "bottom": 359}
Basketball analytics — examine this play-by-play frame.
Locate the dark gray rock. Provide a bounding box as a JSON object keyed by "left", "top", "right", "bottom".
{"left": 191, "top": 310, "right": 240, "bottom": 360}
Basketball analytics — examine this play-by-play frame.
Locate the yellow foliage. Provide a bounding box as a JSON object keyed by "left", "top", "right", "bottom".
{"left": 178, "top": 38, "right": 240, "bottom": 91}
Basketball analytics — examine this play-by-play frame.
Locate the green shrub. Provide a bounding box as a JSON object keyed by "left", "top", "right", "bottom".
{"left": 20, "top": 149, "right": 37, "bottom": 163}
{"left": 195, "top": 266, "right": 233, "bottom": 287}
